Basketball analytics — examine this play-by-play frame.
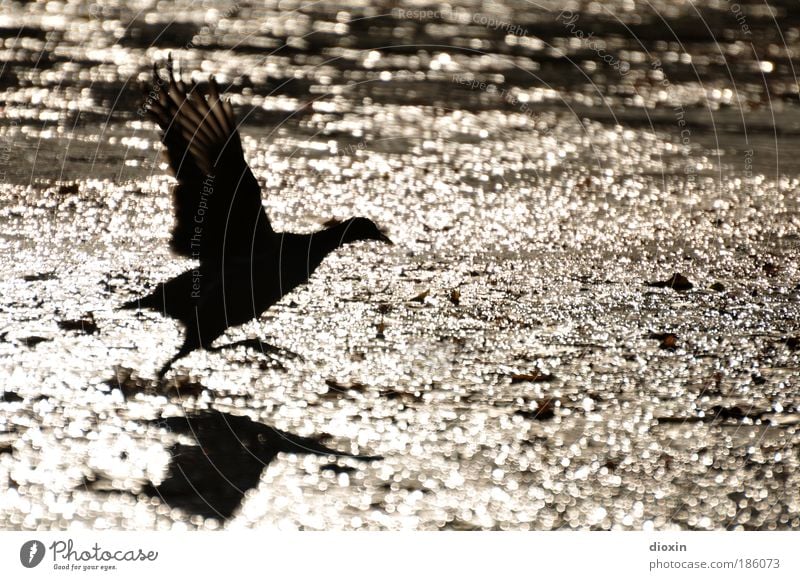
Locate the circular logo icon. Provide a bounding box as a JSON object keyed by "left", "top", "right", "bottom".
{"left": 20, "top": 540, "right": 45, "bottom": 568}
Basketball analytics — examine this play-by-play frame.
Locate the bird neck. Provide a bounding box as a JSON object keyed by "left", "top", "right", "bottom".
{"left": 283, "top": 223, "right": 351, "bottom": 271}
{"left": 314, "top": 221, "right": 357, "bottom": 252}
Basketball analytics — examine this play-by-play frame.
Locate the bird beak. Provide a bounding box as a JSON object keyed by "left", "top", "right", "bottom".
{"left": 378, "top": 232, "right": 393, "bottom": 245}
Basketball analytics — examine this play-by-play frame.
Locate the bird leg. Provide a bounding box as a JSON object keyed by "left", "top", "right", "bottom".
{"left": 158, "top": 337, "right": 301, "bottom": 379}
{"left": 156, "top": 339, "right": 198, "bottom": 380}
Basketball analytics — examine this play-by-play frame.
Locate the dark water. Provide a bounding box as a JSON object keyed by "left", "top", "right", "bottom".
{"left": 1, "top": 0, "right": 799, "bottom": 530}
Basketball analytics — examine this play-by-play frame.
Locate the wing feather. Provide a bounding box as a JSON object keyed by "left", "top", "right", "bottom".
{"left": 143, "top": 58, "right": 274, "bottom": 263}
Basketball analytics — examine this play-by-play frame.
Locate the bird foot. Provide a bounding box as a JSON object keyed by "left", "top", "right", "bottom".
{"left": 210, "top": 338, "right": 302, "bottom": 360}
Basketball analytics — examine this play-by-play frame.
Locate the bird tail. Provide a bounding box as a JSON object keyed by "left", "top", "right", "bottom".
{"left": 120, "top": 291, "right": 162, "bottom": 311}
{"left": 120, "top": 297, "right": 141, "bottom": 310}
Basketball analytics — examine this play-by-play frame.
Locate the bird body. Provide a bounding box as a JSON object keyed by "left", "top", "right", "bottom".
{"left": 125, "top": 61, "right": 390, "bottom": 377}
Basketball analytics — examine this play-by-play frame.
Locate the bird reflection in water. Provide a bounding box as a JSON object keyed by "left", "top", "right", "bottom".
{"left": 143, "top": 411, "right": 382, "bottom": 520}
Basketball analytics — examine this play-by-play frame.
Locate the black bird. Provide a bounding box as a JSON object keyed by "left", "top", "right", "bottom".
{"left": 123, "top": 61, "right": 391, "bottom": 378}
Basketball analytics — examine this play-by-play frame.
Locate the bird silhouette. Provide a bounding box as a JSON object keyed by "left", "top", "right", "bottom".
{"left": 143, "top": 411, "right": 381, "bottom": 519}
{"left": 123, "top": 60, "right": 391, "bottom": 378}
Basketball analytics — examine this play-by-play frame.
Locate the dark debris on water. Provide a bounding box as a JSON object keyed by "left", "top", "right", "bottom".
{"left": 58, "top": 313, "right": 98, "bottom": 334}
{"left": 409, "top": 289, "right": 430, "bottom": 303}
{"left": 515, "top": 397, "right": 558, "bottom": 421}
{"left": 509, "top": 371, "right": 556, "bottom": 384}
{"left": 22, "top": 272, "right": 56, "bottom": 282}
{"left": 1, "top": 391, "right": 23, "bottom": 403}
{"left": 647, "top": 273, "right": 694, "bottom": 291}
{"left": 648, "top": 332, "right": 679, "bottom": 350}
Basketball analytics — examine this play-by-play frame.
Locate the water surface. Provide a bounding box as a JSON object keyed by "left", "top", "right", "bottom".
{"left": 1, "top": 0, "right": 799, "bottom": 530}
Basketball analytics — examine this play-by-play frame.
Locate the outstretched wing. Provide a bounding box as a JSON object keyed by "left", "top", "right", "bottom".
{"left": 144, "top": 60, "right": 273, "bottom": 264}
